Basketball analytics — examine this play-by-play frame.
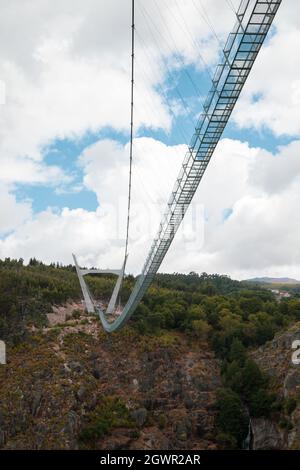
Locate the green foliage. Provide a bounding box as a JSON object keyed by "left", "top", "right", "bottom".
{"left": 228, "top": 338, "right": 247, "bottom": 365}
{"left": 130, "top": 272, "right": 299, "bottom": 350}
{"left": 155, "top": 272, "right": 241, "bottom": 295}
{"left": 79, "top": 396, "right": 134, "bottom": 446}
{"left": 222, "top": 357, "right": 275, "bottom": 417}
{"left": 0, "top": 258, "right": 130, "bottom": 344}
{"left": 247, "top": 388, "right": 277, "bottom": 418}
{"left": 285, "top": 398, "right": 298, "bottom": 415}
{"left": 215, "top": 388, "right": 249, "bottom": 447}
{"left": 157, "top": 413, "right": 167, "bottom": 430}
{"left": 248, "top": 312, "right": 276, "bottom": 345}
{"left": 190, "top": 319, "right": 212, "bottom": 340}
{"left": 1, "top": 259, "right": 300, "bottom": 347}
{"left": 71, "top": 309, "right": 81, "bottom": 319}
{"left": 216, "top": 432, "right": 238, "bottom": 450}
{"left": 0, "top": 258, "right": 81, "bottom": 343}
{"left": 1, "top": 257, "right": 299, "bottom": 451}
{"left": 279, "top": 418, "right": 293, "bottom": 431}
{"left": 285, "top": 300, "right": 300, "bottom": 319}
{"left": 218, "top": 335, "right": 278, "bottom": 445}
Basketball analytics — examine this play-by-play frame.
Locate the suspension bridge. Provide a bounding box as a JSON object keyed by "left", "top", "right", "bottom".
{"left": 73, "top": 0, "right": 282, "bottom": 332}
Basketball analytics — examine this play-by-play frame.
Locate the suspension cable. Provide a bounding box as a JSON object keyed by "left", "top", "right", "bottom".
{"left": 225, "top": 0, "right": 238, "bottom": 15}
{"left": 137, "top": 5, "right": 197, "bottom": 128}
{"left": 138, "top": 2, "right": 202, "bottom": 103}
{"left": 124, "top": 0, "right": 135, "bottom": 267}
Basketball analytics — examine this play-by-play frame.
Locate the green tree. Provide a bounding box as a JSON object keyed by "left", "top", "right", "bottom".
{"left": 228, "top": 338, "right": 247, "bottom": 365}
{"left": 248, "top": 388, "right": 276, "bottom": 418}
{"left": 216, "top": 388, "right": 249, "bottom": 447}
{"left": 191, "top": 319, "right": 212, "bottom": 340}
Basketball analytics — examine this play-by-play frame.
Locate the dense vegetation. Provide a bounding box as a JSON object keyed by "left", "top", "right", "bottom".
{"left": 79, "top": 397, "right": 135, "bottom": 446}
{"left": 1, "top": 258, "right": 300, "bottom": 448}
{"left": 129, "top": 272, "right": 300, "bottom": 447}
{"left": 0, "top": 258, "right": 80, "bottom": 344}
{"left": 135, "top": 272, "right": 300, "bottom": 349}
{"left": 0, "top": 258, "right": 133, "bottom": 345}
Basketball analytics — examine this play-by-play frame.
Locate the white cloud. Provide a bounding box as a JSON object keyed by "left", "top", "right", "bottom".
{"left": 0, "top": 186, "right": 32, "bottom": 236}
{"left": 0, "top": 136, "right": 197, "bottom": 271}
{"left": 0, "top": 0, "right": 236, "bottom": 181}
{"left": 1, "top": 0, "right": 299, "bottom": 283}
{"left": 166, "top": 138, "right": 300, "bottom": 278}
{"left": 213, "top": 192, "right": 300, "bottom": 273}
{"left": 247, "top": 140, "right": 300, "bottom": 194}
{"left": 79, "top": 137, "right": 185, "bottom": 206}
{"left": 0, "top": 0, "right": 294, "bottom": 174}
{"left": 78, "top": 137, "right": 186, "bottom": 272}
{"left": 1, "top": 136, "right": 300, "bottom": 281}
{"left": 0, "top": 155, "right": 69, "bottom": 185}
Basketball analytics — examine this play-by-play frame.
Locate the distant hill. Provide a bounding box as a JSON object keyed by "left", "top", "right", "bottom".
{"left": 246, "top": 277, "right": 300, "bottom": 285}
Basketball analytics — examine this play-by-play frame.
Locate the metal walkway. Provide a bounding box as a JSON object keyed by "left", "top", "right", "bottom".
{"left": 74, "top": 0, "right": 282, "bottom": 332}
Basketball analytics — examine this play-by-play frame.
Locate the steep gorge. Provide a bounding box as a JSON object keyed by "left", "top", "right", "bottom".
{"left": 0, "top": 304, "right": 221, "bottom": 450}
{"left": 1, "top": 262, "right": 300, "bottom": 450}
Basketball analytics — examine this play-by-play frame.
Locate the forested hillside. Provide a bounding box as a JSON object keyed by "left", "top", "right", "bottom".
{"left": 1, "top": 258, "right": 300, "bottom": 449}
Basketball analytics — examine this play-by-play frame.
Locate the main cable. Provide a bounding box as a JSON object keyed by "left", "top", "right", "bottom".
{"left": 124, "top": 0, "right": 135, "bottom": 268}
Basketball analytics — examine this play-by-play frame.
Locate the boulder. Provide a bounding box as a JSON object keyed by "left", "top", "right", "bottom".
{"left": 0, "top": 430, "right": 6, "bottom": 448}
{"left": 68, "top": 361, "right": 84, "bottom": 374}
{"left": 63, "top": 411, "right": 80, "bottom": 435}
{"left": 92, "top": 366, "right": 102, "bottom": 379}
{"left": 131, "top": 408, "right": 148, "bottom": 427}
{"left": 76, "top": 386, "right": 87, "bottom": 402}
{"left": 284, "top": 370, "right": 300, "bottom": 397}
{"left": 31, "top": 390, "right": 43, "bottom": 417}
{"left": 252, "top": 418, "right": 284, "bottom": 450}
{"left": 175, "top": 417, "right": 192, "bottom": 442}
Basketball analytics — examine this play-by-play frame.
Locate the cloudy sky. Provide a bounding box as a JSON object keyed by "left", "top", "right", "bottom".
{"left": 0, "top": 0, "right": 299, "bottom": 280}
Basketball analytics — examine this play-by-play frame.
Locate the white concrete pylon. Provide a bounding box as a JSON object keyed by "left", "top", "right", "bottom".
{"left": 72, "top": 253, "right": 95, "bottom": 313}
{"left": 72, "top": 253, "right": 126, "bottom": 316}
{"left": 106, "top": 254, "right": 128, "bottom": 314}
{"left": 0, "top": 340, "right": 6, "bottom": 365}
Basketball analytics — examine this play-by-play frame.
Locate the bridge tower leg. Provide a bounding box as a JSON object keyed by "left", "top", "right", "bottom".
{"left": 72, "top": 253, "right": 128, "bottom": 316}
{"left": 106, "top": 254, "right": 128, "bottom": 314}
{"left": 72, "top": 254, "right": 95, "bottom": 313}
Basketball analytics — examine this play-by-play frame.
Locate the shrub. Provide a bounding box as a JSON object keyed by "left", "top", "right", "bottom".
{"left": 279, "top": 418, "right": 293, "bottom": 431}
{"left": 71, "top": 309, "right": 81, "bottom": 319}
{"left": 191, "top": 319, "right": 212, "bottom": 340}
{"left": 215, "top": 388, "right": 249, "bottom": 447}
{"left": 216, "top": 432, "right": 238, "bottom": 450}
{"left": 79, "top": 397, "right": 134, "bottom": 446}
{"left": 248, "top": 389, "right": 276, "bottom": 418}
{"left": 285, "top": 398, "right": 298, "bottom": 415}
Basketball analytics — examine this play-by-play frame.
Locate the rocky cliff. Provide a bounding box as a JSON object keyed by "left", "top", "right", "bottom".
{"left": 251, "top": 323, "right": 300, "bottom": 449}
{"left": 2, "top": 299, "right": 300, "bottom": 450}
{"left": 0, "top": 304, "right": 221, "bottom": 450}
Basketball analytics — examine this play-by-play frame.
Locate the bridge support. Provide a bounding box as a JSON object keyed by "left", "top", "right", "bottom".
{"left": 72, "top": 253, "right": 127, "bottom": 315}
{"left": 73, "top": 253, "right": 95, "bottom": 313}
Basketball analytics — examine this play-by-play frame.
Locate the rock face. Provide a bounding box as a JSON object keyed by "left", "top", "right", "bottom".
{"left": 0, "top": 316, "right": 221, "bottom": 450}
{"left": 284, "top": 370, "right": 300, "bottom": 397}
{"left": 2, "top": 303, "right": 300, "bottom": 451}
{"left": 252, "top": 419, "right": 284, "bottom": 450}
{"left": 131, "top": 408, "right": 148, "bottom": 427}
{"left": 252, "top": 322, "right": 300, "bottom": 450}
{"left": 31, "top": 389, "right": 43, "bottom": 417}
